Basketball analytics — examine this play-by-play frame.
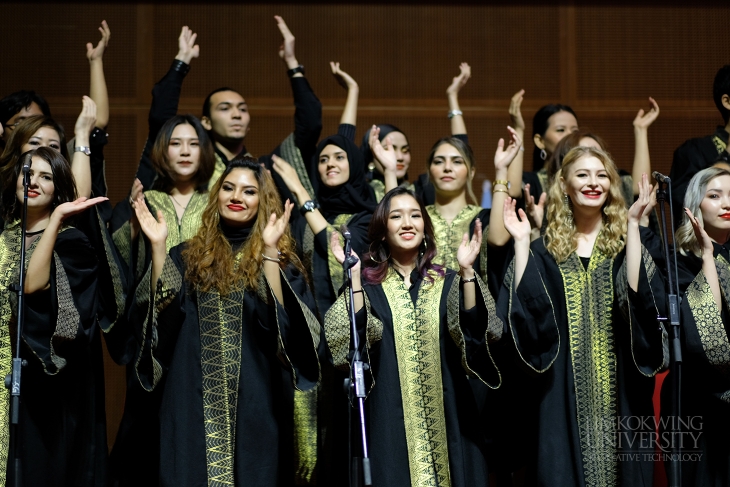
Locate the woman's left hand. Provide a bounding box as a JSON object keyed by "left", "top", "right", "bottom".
{"left": 262, "top": 199, "right": 294, "bottom": 251}
{"left": 628, "top": 173, "right": 655, "bottom": 224}
{"left": 51, "top": 196, "right": 108, "bottom": 224}
{"left": 369, "top": 125, "right": 397, "bottom": 173}
{"left": 457, "top": 218, "right": 482, "bottom": 271}
{"left": 633, "top": 97, "right": 660, "bottom": 130}
{"left": 446, "top": 62, "right": 471, "bottom": 95}
{"left": 86, "top": 20, "right": 111, "bottom": 62}
{"left": 330, "top": 62, "right": 358, "bottom": 91}
{"left": 494, "top": 126, "right": 522, "bottom": 171}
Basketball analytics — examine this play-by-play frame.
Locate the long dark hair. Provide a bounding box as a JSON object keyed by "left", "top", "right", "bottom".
{"left": 1, "top": 147, "right": 77, "bottom": 222}
{"left": 362, "top": 187, "right": 443, "bottom": 285}
{"left": 150, "top": 115, "right": 216, "bottom": 193}
{"left": 0, "top": 115, "right": 69, "bottom": 169}
{"left": 532, "top": 104, "right": 577, "bottom": 172}
{"left": 426, "top": 136, "right": 478, "bottom": 205}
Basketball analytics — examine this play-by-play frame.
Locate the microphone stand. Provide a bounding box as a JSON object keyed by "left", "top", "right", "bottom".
{"left": 654, "top": 177, "right": 682, "bottom": 487}
{"left": 5, "top": 159, "right": 31, "bottom": 487}
{"left": 341, "top": 229, "right": 372, "bottom": 487}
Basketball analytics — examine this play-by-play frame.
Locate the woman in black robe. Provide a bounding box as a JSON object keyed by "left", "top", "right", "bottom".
{"left": 324, "top": 186, "right": 503, "bottom": 486}
{"left": 131, "top": 157, "right": 321, "bottom": 486}
{"left": 666, "top": 166, "right": 730, "bottom": 485}
{"left": 0, "top": 147, "right": 108, "bottom": 486}
{"left": 498, "top": 147, "right": 668, "bottom": 486}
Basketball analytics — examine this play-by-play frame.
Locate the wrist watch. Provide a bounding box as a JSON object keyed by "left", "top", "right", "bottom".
{"left": 300, "top": 199, "right": 320, "bottom": 216}
{"left": 287, "top": 65, "right": 305, "bottom": 78}
{"left": 74, "top": 146, "right": 91, "bottom": 156}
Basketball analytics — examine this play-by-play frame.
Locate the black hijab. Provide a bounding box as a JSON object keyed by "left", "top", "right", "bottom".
{"left": 312, "top": 134, "right": 377, "bottom": 219}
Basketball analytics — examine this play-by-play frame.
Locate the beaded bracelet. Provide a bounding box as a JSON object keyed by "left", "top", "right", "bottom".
{"left": 261, "top": 251, "right": 282, "bottom": 263}
{"left": 461, "top": 276, "right": 476, "bottom": 284}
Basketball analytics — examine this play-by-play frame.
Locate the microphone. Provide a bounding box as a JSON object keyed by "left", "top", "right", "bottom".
{"left": 22, "top": 154, "right": 32, "bottom": 174}
{"left": 652, "top": 171, "right": 671, "bottom": 184}
{"left": 340, "top": 224, "right": 352, "bottom": 241}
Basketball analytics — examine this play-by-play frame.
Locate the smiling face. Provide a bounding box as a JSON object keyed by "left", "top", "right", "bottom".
{"left": 217, "top": 167, "right": 260, "bottom": 227}
{"left": 385, "top": 194, "right": 425, "bottom": 253}
{"left": 21, "top": 126, "right": 62, "bottom": 153}
{"left": 699, "top": 174, "right": 730, "bottom": 242}
{"left": 16, "top": 156, "right": 54, "bottom": 213}
{"left": 204, "top": 90, "right": 250, "bottom": 141}
{"left": 535, "top": 111, "right": 579, "bottom": 155}
{"left": 386, "top": 131, "right": 411, "bottom": 179}
{"left": 318, "top": 144, "right": 350, "bottom": 187}
{"left": 561, "top": 155, "right": 610, "bottom": 211}
{"left": 429, "top": 143, "right": 471, "bottom": 196}
{"left": 167, "top": 123, "right": 201, "bottom": 182}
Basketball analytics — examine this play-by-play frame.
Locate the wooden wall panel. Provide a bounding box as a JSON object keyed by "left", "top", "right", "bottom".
{"left": 2, "top": 1, "right": 729, "bottom": 450}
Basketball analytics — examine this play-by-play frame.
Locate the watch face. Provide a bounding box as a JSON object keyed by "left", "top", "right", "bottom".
{"left": 304, "top": 201, "right": 314, "bottom": 211}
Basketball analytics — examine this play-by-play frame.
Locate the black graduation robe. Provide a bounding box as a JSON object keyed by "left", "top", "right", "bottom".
{"left": 0, "top": 224, "right": 107, "bottom": 486}
{"left": 323, "top": 267, "right": 503, "bottom": 486}
{"left": 662, "top": 243, "right": 730, "bottom": 485}
{"left": 501, "top": 233, "right": 668, "bottom": 487}
{"left": 132, "top": 243, "right": 321, "bottom": 487}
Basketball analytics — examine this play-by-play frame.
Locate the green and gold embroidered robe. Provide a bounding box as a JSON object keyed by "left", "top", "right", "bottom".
{"left": 667, "top": 245, "right": 730, "bottom": 484}
{"left": 132, "top": 243, "right": 321, "bottom": 487}
{"left": 323, "top": 268, "right": 503, "bottom": 486}
{"left": 0, "top": 224, "right": 107, "bottom": 486}
{"left": 502, "top": 232, "right": 668, "bottom": 487}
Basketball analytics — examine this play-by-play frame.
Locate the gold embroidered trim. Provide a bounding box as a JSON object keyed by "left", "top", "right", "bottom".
{"left": 293, "top": 388, "right": 318, "bottom": 484}
{"left": 445, "top": 273, "right": 502, "bottom": 388}
{"left": 327, "top": 214, "right": 355, "bottom": 296}
{"left": 536, "top": 168, "right": 548, "bottom": 195}
{"left": 685, "top": 255, "right": 730, "bottom": 377}
{"left": 112, "top": 220, "right": 132, "bottom": 269}
{"left": 504, "top": 251, "right": 560, "bottom": 373}
{"left": 281, "top": 133, "right": 315, "bottom": 206}
{"left": 198, "top": 286, "right": 244, "bottom": 487}
{"left": 383, "top": 268, "right": 451, "bottom": 487}
{"left": 144, "top": 190, "right": 208, "bottom": 253}
{"left": 427, "top": 205, "right": 481, "bottom": 271}
{"left": 559, "top": 251, "right": 617, "bottom": 486}
{"left": 712, "top": 134, "right": 728, "bottom": 155}
{"left": 209, "top": 154, "right": 228, "bottom": 190}
{"left": 47, "top": 251, "right": 80, "bottom": 373}
{"left": 97, "top": 208, "right": 125, "bottom": 331}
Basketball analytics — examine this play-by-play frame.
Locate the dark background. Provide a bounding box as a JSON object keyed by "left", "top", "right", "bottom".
{"left": 3, "top": 1, "right": 729, "bottom": 448}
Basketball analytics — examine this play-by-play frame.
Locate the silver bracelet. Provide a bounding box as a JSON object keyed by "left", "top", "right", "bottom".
{"left": 447, "top": 109, "right": 463, "bottom": 119}
{"left": 261, "top": 251, "right": 281, "bottom": 263}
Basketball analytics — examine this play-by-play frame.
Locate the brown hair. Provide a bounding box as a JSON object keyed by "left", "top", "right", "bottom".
{"left": 0, "top": 115, "right": 68, "bottom": 171}
{"left": 426, "top": 137, "right": 478, "bottom": 205}
{"left": 150, "top": 115, "right": 216, "bottom": 193}
{"left": 1, "top": 148, "right": 77, "bottom": 222}
{"left": 182, "top": 157, "right": 306, "bottom": 294}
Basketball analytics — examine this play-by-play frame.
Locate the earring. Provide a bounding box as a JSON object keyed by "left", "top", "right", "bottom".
{"left": 368, "top": 241, "right": 390, "bottom": 264}
{"left": 540, "top": 149, "right": 547, "bottom": 161}
{"left": 563, "top": 193, "right": 570, "bottom": 208}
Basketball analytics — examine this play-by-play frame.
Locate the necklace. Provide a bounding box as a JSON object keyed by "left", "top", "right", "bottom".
{"left": 25, "top": 229, "right": 45, "bottom": 237}
{"left": 170, "top": 193, "right": 191, "bottom": 210}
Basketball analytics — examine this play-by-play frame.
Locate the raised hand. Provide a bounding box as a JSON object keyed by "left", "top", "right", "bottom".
{"left": 271, "top": 154, "right": 306, "bottom": 195}
{"left": 86, "top": 20, "right": 111, "bottom": 62}
{"left": 330, "top": 62, "right": 358, "bottom": 91}
{"left": 628, "top": 173, "right": 655, "bottom": 224}
{"left": 330, "top": 231, "right": 361, "bottom": 273}
{"left": 175, "top": 26, "right": 200, "bottom": 65}
{"left": 369, "top": 125, "right": 397, "bottom": 173}
{"left": 132, "top": 194, "right": 168, "bottom": 246}
{"left": 509, "top": 89, "right": 526, "bottom": 132}
{"left": 633, "top": 97, "right": 660, "bottom": 130}
{"left": 457, "top": 219, "right": 482, "bottom": 270}
{"left": 523, "top": 184, "right": 547, "bottom": 230}
{"left": 446, "top": 62, "right": 472, "bottom": 96}
{"left": 262, "top": 200, "right": 294, "bottom": 251}
{"left": 503, "top": 197, "right": 532, "bottom": 243}
{"left": 275, "top": 15, "right": 298, "bottom": 69}
{"left": 685, "top": 207, "right": 715, "bottom": 256}
{"left": 51, "top": 196, "right": 108, "bottom": 224}
{"left": 494, "top": 126, "right": 522, "bottom": 171}
{"left": 74, "top": 96, "right": 97, "bottom": 139}
{"left": 129, "top": 178, "right": 144, "bottom": 238}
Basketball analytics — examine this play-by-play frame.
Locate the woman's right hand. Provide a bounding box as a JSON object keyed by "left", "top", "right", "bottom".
{"left": 330, "top": 231, "right": 361, "bottom": 273}
{"left": 175, "top": 26, "right": 200, "bottom": 65}
{"left": 129, "top": 178, "right": 144, "bottom": 239}
{"left": 446, "top": 62, "right": 471, "bottom": 96}
{"left": 503, "top": 197, "right": 531, "bottom": 243}
{"left": 74, "top": 96, "right": 97, "bottom": 140}
{"left": 369, "top": 125, "right": 397, "bottom": 173}
{"left": 627, "top": 173, "right": 654, "bottom": 226}
{"left": 132, "top": 194, "right": 168, "bottom": 247}
{"left": 494, "top": 126, "right": 522, "bottom": 171}
{"left": 686, "top": 207, "right": 715, "bottom": 257}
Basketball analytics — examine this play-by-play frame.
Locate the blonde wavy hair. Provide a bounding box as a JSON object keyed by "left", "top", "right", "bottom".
{"left": 182, "top": 157, "right": 306, "bottom": 295}
{"left": 675, "top": 166, "right": 730, "bottom": 258}
{"left": 544, "top": 146, "right": 627, "bottom": 263}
